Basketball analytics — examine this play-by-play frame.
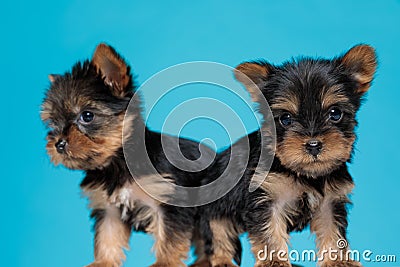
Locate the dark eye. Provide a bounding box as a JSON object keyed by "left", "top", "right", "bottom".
{"left": 279, "top": 113, "right": 293, "bottom": 127}
{"left": 79, "top": 111, "right": 95, "bottom": 124}
{"left": 329, "top": 107, "right": 343, "bottom": 122}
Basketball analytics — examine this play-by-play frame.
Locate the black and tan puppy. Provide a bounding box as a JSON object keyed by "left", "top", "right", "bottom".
{"left": 233, "top": 44, "right": 377, "bottom": 267}
{"left": 41, "top": 43, "right": 241, "bottom": 267}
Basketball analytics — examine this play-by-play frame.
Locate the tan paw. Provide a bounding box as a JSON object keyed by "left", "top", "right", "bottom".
{"left": 214, "top": 263, "right": 238, "bottom": 267}
{"left": 321, "top": 260, "right": 362, "bottom": 267}
{"left": 255, "top": 260, "right": 291, "bottom": 267}
{"left": 150, "top": 263, "right": 185, "bottom": 267}
{"left": 210, "top": 259, "right": 237, "bottom": 267}
{"left": 84, "top": 261, "right": 117, "bottom": 267}
{"left": 190, "top": 259, "right": 212, "bottom": 267}
{"left": 210, "top": 256, "right": 238, "bottom": 267}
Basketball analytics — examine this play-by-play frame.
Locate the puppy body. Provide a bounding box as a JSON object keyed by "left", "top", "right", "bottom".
{"left": 233, "top": 45, "right": 377, "bottom": 267}
{"left": 41, "top": 44, "right": 236, "bottom": 267}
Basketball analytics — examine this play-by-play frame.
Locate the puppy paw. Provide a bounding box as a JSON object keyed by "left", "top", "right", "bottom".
{"left": 189, "top": 259, "right": 212, "bottom": 267}
{"left": 211, "top": 258, "right": 238, "bottom": 267}
{"left": 214, "top": 263, "right": 238, "bottom": 267}
{"left": 84, "top": 261, "right": 116, "bottom": 267}
{"left": 150, "top": 263, "right": 185, "bottom": 267}
{"left": 321, "top": 260, "right": 362, "bottom": 267}
{"left": 254, "top": 260, "right": 291, "bottom": 267}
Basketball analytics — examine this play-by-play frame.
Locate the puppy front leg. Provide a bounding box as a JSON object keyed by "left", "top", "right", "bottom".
{"left": 247, "top": 192, "right": 291, "bottom": 267}
{"left": 151, "top": 224, "right": 192, "bottom": 267}
{"left": 150, "top": 207, "right": 193, "bottom": 267}
{"left": 86, "top": 206, "right": 131, "bottom": 267}
{"left": 208, "top": 219, "right": 241, "bottom": 267}
{"left": 311, "top": 197, "right": 362, "bottom": 267}
{"left": 189, "top": 229, "right": 211, "bottom": 267}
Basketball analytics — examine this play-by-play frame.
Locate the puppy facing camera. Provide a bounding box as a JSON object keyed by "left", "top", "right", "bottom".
{"left": 235, "top": 44, "right": 377, "bottom": 267}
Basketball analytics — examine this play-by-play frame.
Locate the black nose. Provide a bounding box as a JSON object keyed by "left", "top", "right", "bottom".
{"left": 305, "top": 139, "right": 322, "bottom": 156}
{"left": 55, "top": 139, "right": 67, "bottom": 154}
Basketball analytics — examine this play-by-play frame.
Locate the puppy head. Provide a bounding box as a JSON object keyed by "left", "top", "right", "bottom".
{"left": 235, "top": 45, "right": 377, "bottom": 177}
{"left": 41, "top": 43, "right": 135, "bottom": 170}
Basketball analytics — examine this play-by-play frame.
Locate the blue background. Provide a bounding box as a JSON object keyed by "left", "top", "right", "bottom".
{"left": 1, "top": 1, "right": 399, "bottom": 266}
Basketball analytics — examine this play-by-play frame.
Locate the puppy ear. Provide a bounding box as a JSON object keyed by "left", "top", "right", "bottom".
{"left": 341, "top": 44, "right": 377, "bottom": 94}
{"left": 234, "top": 61, "right": 272, "bottom": 102}
{"left": 91, "top": 43, "right": 131, "bottom": 97}
{"left": 48, "top": 74, "right": 61, "bottom": 83}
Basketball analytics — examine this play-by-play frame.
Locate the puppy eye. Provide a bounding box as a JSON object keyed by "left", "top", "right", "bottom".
{"left": 329, "top": 107, "right": 343, "bottom": 122}
{"left": 79, "top": 111, "right": 95, "bottom": 124}
{"left": 279, "top": 113, "right": 293, "bottom": 127}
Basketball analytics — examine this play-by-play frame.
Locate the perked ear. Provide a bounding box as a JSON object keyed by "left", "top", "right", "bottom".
{"left": 48, "top": 74, "right": 61, "bottom": 83}
{"left": 234, "top": 61, "right": 272, "bottom": 102}
{"left": 341, "top": 44, "right": 377, "bottom": 94}
{"left": 91, "top": 43, "right": 131, "bottom": 97}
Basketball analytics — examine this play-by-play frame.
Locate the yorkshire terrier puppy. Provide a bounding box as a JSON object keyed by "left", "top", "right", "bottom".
{"left": 234, "top": 44, "right": 377, "bottom": 267}
{"left": 41, "top": 43, "right": 240, "bottom": 267}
